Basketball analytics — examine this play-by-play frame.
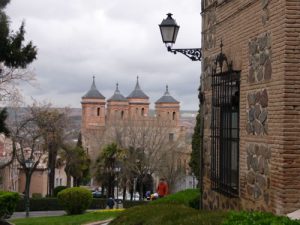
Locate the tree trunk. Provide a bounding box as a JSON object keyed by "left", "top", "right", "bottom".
{"left": 139, "top": 175, "right": 143, "bottom": 200}
{"left": 48, "top": 140, "right": 59, "bottom": 196}
{"left": 48, "top": 144, "right": 58, "bottom": 196}
{"left": 122, "top": 186, "right": 126, "bottom": 201}
{"left": 66, "top": 174, "right": 71, "bottom": 187}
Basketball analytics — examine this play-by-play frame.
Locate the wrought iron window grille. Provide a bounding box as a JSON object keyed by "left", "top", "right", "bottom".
{"left": 211, "top": 41, "right": 240, "bottom": 197}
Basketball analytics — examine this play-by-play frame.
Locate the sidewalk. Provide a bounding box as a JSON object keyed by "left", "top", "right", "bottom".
{"left": 287, "top": 209, "right": 300, "bottom": 220}
{"left": 11, "top": 210, "right": 66, "bottom": 219}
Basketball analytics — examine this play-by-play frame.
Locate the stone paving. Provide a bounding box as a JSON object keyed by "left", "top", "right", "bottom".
{"left": 287, "top": 209, "right": 300, "bottom": 220}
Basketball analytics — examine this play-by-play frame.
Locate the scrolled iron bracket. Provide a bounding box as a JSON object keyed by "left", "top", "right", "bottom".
{"left": 167, "top": 46, "right": 202, "bottom": 61}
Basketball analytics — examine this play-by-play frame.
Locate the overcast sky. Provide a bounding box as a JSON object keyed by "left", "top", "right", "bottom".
{"left": 6, "top": 0, "right": 202, "bottom": 110}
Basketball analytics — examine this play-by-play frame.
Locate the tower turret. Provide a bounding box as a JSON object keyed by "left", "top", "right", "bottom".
{"left": 107, "top": 83, "right": 129, "bottom": 121}
{"left": 127, "top": 76, "right": 150, "bottom": 118}
{"left": 81, "top": 76, "right": 106, "bottom": 129}
{"left": 155, "top": 85, "right": 180, "bottom": 125}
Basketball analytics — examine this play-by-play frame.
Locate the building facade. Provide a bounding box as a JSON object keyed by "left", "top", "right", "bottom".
{"left": 81, "top": 77, "right": 193, "bottom": 191}
{"left": 201, "top": 0, "right": 300, "bottom": 215}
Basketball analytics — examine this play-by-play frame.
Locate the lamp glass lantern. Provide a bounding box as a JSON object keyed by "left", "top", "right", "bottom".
{"left": 159, "top": 13, "right": 180, "bottom": 48}
{"left": 114, "top": 167, "right": 121, "bottom": 173}
{"left": 25, "top": 158, "right": 34, "bottom": 169}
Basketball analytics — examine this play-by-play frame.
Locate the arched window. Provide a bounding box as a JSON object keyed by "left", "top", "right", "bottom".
{"left": 172, "top": 112, "right": 176, "bottom": 120}
{"left": 121, "top": 111, "right": 124, "bottom": 119}
{"left": 97, "top": 108, "right": 100, "bottom": 116}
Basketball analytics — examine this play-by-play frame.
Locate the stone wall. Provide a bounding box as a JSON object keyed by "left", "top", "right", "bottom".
{"left": 201, "top": 0, "right": 298, "bottom": 215}
{"left": 246, "top": 143, "right": 271, "bottom": 207}
{"left": 246, "top": 89, "right": 268, "bottom": 135}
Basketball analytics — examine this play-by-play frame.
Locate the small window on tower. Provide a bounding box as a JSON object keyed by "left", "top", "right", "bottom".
{"left": 172, "top": 112, "right": 176, "bottom": 120}
{"left": 169, "top": 133, "right": 174, "bottom": 141}
{"left": 97, "top": 108, "right": 100, "bottom": 116}
{"left": 121, "top": 111, "right": 124, "bottom": 119}
{"left": 141, "top": 108, "right": 145, "bottom": 116}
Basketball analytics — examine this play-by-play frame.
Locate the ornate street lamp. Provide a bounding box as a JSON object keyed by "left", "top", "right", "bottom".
{"left": 24, "top": 158, "right": 34, "bottom": 217}
{"left": 159, "top": 13, "right": 202, "bottom": 61}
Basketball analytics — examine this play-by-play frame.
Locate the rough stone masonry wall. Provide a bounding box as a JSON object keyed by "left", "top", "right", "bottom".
{"left": 201, "top": 0, "right": 291, "bottom": 214}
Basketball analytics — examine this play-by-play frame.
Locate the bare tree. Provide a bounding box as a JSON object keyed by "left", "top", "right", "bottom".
{"left": 30, "top": 102, "right": 72, "bottom": 196}
{"left": 157, "top": 139, "right": 188, "bottom": 193}
{"left": 104, "top": 118, "right": 176, "bottom": 199}
{"left": 9, "top": 107, "right": 45, "bottom": 217}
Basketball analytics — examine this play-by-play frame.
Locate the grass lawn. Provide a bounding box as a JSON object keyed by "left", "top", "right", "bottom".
{"left": 10, "top": 210, "right": 122, "bottom": 225}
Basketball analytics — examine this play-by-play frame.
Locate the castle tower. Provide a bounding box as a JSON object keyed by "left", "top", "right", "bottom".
{"left": 127, "top": 76, "right": 150, "bottom": 118}
{"left": 107, "top": 83, "right": 129, "bottom": 121}
{"left": 155, "top": 85, "right": 180, "bottom": 125}
{"left": 81, "top": 76, "right": 106, "bottom": 129}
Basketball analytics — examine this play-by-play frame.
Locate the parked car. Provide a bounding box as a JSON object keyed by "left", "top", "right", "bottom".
{"left": 92, "top": 190, "right": 103, "bottom": 198}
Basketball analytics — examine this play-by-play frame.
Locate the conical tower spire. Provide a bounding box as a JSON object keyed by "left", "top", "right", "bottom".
{"left": 127, "top": 76, "right": 149, "bottom": 99}
{"left": 156, "top": 85, "right": 179, "bottom": 103}
{"left": 108, "top": 82, "right": 127, "bottom": 101}
{"left": 82, "top": 76, "right": 105, "bottom": 99}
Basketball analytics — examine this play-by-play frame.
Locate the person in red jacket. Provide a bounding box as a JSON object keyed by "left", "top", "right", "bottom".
{"left": 156, "top": 178, "right": 168, "bottom": 198}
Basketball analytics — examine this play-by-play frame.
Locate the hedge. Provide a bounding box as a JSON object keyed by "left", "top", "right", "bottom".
{"left": 15, "top": 198, "right": 107, "bottom": 212}
{"left": 53, "top": 186, "right": 67, "bottom": 197}
{"left": 222, "top": 211, "right": 300, "bottom": 225}
{"left": 110, "top": 203, "right": 227, "bottom": 225}
{"left": 0, "top": 191, "right": 19, "bottom": 220}
{"left": 150, "top": 189, "right": 200, "bottom": 209}
{"left": 123, "top": 200, "right": 148, "bottom": 208}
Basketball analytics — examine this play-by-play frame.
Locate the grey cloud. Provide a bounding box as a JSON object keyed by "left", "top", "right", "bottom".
{"left": 6, "top": 0, "right": 202, "bottom": 110}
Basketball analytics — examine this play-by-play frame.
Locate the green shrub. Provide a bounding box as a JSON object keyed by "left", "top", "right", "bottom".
{"left": 53, "top": 186, "right": 67, "bottom": 197}
{"left": 15, "top": 198, "right": 63, "bottom": 212}
{"left": 222, "top": 211, "right": 300, "bottom": 225}
{"left": 150, "top": 188, "right": 200, "bottom": 209}
{"left": 31, "top": 193, "right": 42, "bottom": 199}
{"left": 123, "top": 200, "right": 148, "bottom": 208}
{"left": 58, "top": 187, "right": 92, "bottom": 215}
{"left": 110, "top": 203, "right": 228, "bottom": 225}
{"left": 0, "top": 191, "right": 19, "bottom": 220}
{"left": 89, "top": 198, "right": 107, "bottom": 209}
{"left": 15, "top": 197, "right": 106, "bottom": 212}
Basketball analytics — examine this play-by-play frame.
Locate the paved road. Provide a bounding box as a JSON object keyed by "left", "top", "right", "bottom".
{"left": 11, "top": 210, "right": 67, "bottom": 219}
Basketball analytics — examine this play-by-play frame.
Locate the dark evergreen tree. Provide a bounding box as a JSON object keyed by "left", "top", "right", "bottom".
{"left": 189, "top": 110, "right": 201, "bottom": 181}
{"left": 189, "top": 85, "right": 202, "bottom": 183}
{"left": 0, "top": 0, "right": 37, "bottom": 68}
{"left": 0, "top": 0, "right": 37, "bottom": 138}
{"left": 0, "top": 108, "right": 9, "bottom": 136}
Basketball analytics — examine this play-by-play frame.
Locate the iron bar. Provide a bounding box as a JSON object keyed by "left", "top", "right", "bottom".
{"left": 211, "top": 46, "right": 240, "bottom": 197}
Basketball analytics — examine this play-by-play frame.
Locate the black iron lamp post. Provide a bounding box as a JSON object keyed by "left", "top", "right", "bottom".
{"left": 114, "top": 166, "right": 121, "bottom": 209}
{"left": 24, "top": 158, "right": 34, "bottom": 218}
{"left": 159, "top": 13, "right": 202, "bottom": 61}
